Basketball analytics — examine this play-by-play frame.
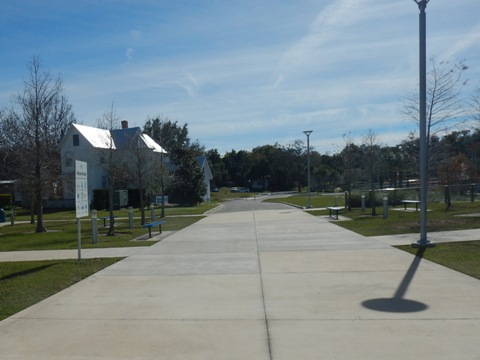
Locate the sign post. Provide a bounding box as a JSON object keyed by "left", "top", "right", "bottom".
{"left": 75, "top": 161, "right": 89, "bottom": 261}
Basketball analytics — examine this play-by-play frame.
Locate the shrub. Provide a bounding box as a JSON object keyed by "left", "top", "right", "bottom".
{"left": 0, "top": 194, "right": 12, "bottom": 208}
{"left": 92, "top": 189, "right": 109, "bottom": 210}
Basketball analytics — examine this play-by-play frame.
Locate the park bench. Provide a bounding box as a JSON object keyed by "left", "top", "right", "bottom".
{"left": 142, "top": 219, "right": 166, "bottom": 238}
{"left": 401, "top": 200, "right": 420, "bottom": 211}
{"left": 327, "top": 206, "right": 344, "bottom": 220}
{"left": 99, "top": 216, "right": 116, "bottom": 227}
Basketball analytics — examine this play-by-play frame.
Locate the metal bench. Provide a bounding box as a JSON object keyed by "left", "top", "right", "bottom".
{"left": 326, "top": 206, "right": 344, "bottom": 220}
{"left": 401, "top": 200, "right": 420, "bottom": 211}
{"left": 142, "top": 219, "right": 166, "bottom": 238}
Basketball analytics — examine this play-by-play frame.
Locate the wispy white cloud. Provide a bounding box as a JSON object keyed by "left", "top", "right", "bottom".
{"left": 126, "top": 48, "right": 135, "bottom": 60}
{"left": 440, "top": 21, "right": 480, "bottom": 61}
{"left": 1, "top": 0, "right": 479, "bottom": 155}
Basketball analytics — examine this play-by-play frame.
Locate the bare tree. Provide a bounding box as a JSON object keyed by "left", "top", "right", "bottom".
{"left": 341, "top": 133, "right": 357, "bottom": 210}
{"left": 127, "top": 133, "right": 167, "bottom": 225}
{"left": 403, "top": 58, "right": 469, "bottom": 148}
{"left": 0, "top": 56, "right": 75, "bottom": 232}
{"left": 361, "top": 130, "right": 382, "bottom": 216}
{"left": 470, "top": 86, "right": 480, "bottom": 124}
{"left": 97, "top": 103, "right": 124, "bottom": 236}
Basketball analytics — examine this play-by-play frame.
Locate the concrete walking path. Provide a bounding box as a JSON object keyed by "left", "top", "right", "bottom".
{"left": 1, "top": 208, "right": 479, "bottom": 359}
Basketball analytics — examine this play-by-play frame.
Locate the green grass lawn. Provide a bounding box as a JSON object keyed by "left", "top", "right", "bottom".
{"left": 266, "top": 193, "right": 345, "bottom": 208}
{"left": 11, "top": 202, "right": 219, "bottom": 222}
{"left": 0, "top": 258, "right": 123, "bottom": 321}
{"left": 0, "top": 202, "right": 216, "bottom": 252}
{"left": 397, "top": 241, "right": 480, "bottom": 280}
{"left": 322, "top": 202, "right": 480, "bottom": 236}
{"left": 0, "top": 216, "right": 205, "bottom": 251}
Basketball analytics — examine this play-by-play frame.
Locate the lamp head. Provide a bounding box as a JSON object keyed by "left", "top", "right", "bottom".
{"left": 413, "top": 0, "right": 429, "bottom": 11}
{"left": 303, "top": 130, "right": 313, "bottom": 137}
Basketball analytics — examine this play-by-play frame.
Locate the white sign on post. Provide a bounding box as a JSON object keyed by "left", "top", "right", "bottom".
{"left": 75, "top": 160, "right": 89, "bottom": 218}
{"left": 75, "top": 161, "right": 88, "bottom": 260}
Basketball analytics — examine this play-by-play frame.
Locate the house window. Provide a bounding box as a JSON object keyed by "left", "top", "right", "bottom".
{"left": 73, "top": 134, "right": 79, "bottom": 146}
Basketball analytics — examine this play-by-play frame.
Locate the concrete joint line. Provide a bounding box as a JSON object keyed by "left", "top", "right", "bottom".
{"left": 252, "top": 211, "right": 273, "bottom": 360}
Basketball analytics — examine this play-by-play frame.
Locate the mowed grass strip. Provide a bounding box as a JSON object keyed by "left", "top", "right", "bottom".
{"left": 268, "top": 196, "right": 480, "bottom": 236}
{"left": 265, "top": 193, "right": 345, "bottom": 208}
{"left": 328, "top": 202, "right": 480, "bottom": 236}
{"left": 396, "top": 241, "right": 480, "bottom": 280}
{"left": 0, "top": 258, "right": 123, "bottom": 321}
{"left": 0, "top": 216, "right": 204, "bottom": 252}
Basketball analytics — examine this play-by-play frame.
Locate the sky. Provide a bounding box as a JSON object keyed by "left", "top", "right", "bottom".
{"left": 1, "top": 0, "right": 479, "bottom": 155}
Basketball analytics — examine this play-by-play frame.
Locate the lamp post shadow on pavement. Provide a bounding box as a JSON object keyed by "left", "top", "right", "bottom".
{"left": 362, "top": 248, "right": 428, "bottom": 313}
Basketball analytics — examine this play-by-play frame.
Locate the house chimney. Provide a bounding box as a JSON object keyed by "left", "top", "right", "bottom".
{"left": 121, "top": 120, "right": 128, "bottom": 129}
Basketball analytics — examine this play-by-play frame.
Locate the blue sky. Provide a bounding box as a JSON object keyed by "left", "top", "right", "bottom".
{"left": 1, "top": 0, "right": 479, "bottom": 155}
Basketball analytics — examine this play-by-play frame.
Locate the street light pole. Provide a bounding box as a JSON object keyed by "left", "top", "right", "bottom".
{"left": 413, "top": 0, "right": 433, "bottom": 248}
{"left": 303, "top": 130, "right": 313, "bottom": 209}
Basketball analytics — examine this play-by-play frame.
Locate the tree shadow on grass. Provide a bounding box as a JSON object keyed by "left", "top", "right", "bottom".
{"left": 0, "top": 264, "right": 54, "bottom": 282}
{"left": 362, "top": 248, "right": 428, "bottom": 313}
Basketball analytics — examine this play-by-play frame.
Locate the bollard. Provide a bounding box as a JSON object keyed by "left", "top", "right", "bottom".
{"left": 10, "top": 208, "right": 15, "bottom": 226}
{"left": 150, "top": 203, "right": 155, "bottom": 221}
{"left": 361, "top": 194, "right": 365, "bottom": 213}
{"left": 91, "top": 210, "right": 98, "bottom": 244}
{"left": 128, "top": 207, "right": 134, "bottom": 229}
{"left": 383, "top": 195, "right": 388, "bottom": 219}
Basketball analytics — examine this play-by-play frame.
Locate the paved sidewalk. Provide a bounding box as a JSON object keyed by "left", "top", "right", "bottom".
{"left": 370, "top": 228, "right": 480, "bottom": 246}
{"left": 0, "top": 232, "right": 172, "bottom": 262}
{"left": 1, "top": 209, "right": 479, "bottom": 359}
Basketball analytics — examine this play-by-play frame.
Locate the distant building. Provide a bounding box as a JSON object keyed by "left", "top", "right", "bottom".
{"left": 59, "top": 122, "right": 167, "bottom": 206}
{"left": 59, "top": 122, "right": 213, "bottom": 206}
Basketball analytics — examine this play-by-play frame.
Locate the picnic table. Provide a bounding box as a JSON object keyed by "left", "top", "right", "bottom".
{"left": 401, "top": 200, "right": 420, "bottom": 211}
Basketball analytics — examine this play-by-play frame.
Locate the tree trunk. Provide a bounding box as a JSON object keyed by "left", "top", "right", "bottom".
{"left": 35, "top": 191, "right": 46, "bottom": 232}
{"left": 107, "top": 186, "right": 115, "bottom": 236}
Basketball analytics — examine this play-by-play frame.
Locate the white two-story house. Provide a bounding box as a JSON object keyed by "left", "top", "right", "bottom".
{"left": 59, "top": 121, "right": 167, "bottom": 204}
{"left": 59, "top": 121, "right": 213, "bottom": 206}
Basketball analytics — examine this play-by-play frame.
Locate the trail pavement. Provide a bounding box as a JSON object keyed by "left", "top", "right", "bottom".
{"left": 1, "top": 199, "right": 480, "bottom": 359}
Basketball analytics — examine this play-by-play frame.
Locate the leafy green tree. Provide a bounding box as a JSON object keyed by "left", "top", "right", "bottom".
{"left": 223, "top": 150, "right": 251, "bottom": 187}
{"left": 206, "top": 149, "right": 224, "bottom": 187}
{"left": 167, "top": 148, "right": 205, "bottom": 205}
{"left": 144, "top": 116, "right": 204, "bottom": 164}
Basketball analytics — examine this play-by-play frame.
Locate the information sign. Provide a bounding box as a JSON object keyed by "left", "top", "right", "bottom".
{"left": 75, "top": 161, "right": 89, "bottom": 218}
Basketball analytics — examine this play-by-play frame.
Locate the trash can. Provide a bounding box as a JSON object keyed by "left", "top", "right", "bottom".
{"left": 0, "top": 208, "right": 5, "bottom": 223}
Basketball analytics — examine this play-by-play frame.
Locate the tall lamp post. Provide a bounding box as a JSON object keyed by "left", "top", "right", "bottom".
{"left": 303, "top": 130, "right": 313, "bottom": 208}
{"left": 413, "top": 0, "right": 433, "bottom": 248}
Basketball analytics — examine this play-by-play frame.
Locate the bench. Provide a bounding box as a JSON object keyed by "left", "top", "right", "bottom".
{"left": 99, "top": 216, "right": 116, "bottom": 227}
{"left": 327, "top": 206, "right": 344, "bottom": 220}
{"left": 142, "top": 219, "right": 166, "bottom": 238}
{"left": 401, "top": 200, "right": 420, "bottom": 211}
